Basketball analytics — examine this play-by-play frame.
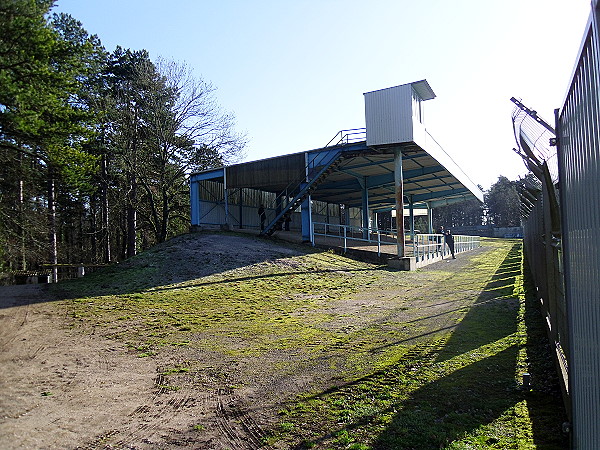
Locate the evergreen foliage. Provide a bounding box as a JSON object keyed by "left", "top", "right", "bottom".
{"left": 0, "top": 1, "right": 245, "bottom": 273}
{"left": 484, "top": 176, "right": 521, "bottom": 227}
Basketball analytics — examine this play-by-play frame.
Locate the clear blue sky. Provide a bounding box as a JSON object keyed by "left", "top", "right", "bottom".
{"left": 53, "top": 0, "right": 591, "bottom": 190}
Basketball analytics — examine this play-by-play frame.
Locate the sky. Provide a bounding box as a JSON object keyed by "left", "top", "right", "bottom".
{"left": 52, "top": 0, "right": 591, "bottom": 190}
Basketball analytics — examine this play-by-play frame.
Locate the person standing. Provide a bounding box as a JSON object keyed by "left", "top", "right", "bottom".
{"left": 437, "top": 226, "right": 444, "bottom": 252}
{"left": 444, "top": 229, "right": 456, "bottom": 259}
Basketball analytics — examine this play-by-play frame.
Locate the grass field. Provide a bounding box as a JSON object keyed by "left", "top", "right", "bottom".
{"left": 54, "top": 233, "right": 568, "bottom": 449}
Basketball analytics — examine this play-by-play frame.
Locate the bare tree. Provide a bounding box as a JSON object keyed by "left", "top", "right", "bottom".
{"left": 156, "top": 58, "right": 246, "bottom": 170}
{"left": 136, "top": 59, "right": 246, "bottom": 243}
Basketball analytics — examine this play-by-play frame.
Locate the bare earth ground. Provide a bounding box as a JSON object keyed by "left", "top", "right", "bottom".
{"left": 0, "top": 233, "right": 490, "bottom": 449}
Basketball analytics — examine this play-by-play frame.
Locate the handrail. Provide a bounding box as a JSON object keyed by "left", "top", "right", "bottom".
{"left": 312, "top": 222, "right": 384, "bottom": 255}
{"left": 324, "top": 128, "right": 366, "bottom": 147}
{"left": 261, "top": 128, "right": 364, "bottom": 235}
{"left": 413, "top": 233, "right": 480, "bottom": 262}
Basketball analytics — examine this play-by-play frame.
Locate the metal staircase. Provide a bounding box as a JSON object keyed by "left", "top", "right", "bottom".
{"left": 260, "top": 149, "right": 343, "bottom": 236}
{"left": 260, "top": 129, "right": 365, "bottom": 237}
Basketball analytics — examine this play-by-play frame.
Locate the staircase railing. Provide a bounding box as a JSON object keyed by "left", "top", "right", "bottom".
{"left": 260, "top": 128, "right": 364, "bottom": 236}
{"left": 324, "top": 128, "right": 366, "bottom": 147}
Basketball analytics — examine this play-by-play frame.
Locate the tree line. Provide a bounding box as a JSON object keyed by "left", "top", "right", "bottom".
{"left": 0, "top": 0, "right": 245, "bottom": 279}
{"left": 433, "top": 176, "right": 522, "bottom": 230}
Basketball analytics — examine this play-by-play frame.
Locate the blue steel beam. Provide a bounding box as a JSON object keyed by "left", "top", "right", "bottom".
{"left": 320, "top": 165, "right": 445, "bottom": 191}
{"left": 348, "top": 193, "right": 466, "bottom": 210}
{"left": 317, "top": 177, "right": 463, "bottom": 200}
{"left": 190, "top": 167, "right": 224, "bottom": 182}
{"left": 323, "top": 185, "right": 471, "bottom": 208}
{"left": 333, "top": 188, "right": 469, "bottom": 207}
{"left": 412, "top": 188, "right": 470, "bottom": 202}
{"left": 338, "top": 157, "right": 391, "bottom": 172}
{"left": 428, "top": 195, "right": 477, "bottom": 208}
{"left": 337, "top": 150, "right": 426, "bottom": 172}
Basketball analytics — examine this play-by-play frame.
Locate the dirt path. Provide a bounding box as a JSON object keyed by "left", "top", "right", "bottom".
{"left": 0, "top": 285, "right": 267, "bottom": 449}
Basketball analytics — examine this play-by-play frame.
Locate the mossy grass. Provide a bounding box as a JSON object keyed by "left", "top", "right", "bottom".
{"left": 53, "top": 234, "right": 566, "bottom": 448}
{"left": 270, "top": 240, "right": 568, "bottom": 449}
{"left": 58, "top": 246, "right": 384, "bottom": 358}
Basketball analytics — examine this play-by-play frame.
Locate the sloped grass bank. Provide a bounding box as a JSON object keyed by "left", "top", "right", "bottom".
{"left": 57, "top": 245, "right": 384, "bottom": 358}
{"left": 54, "top": 234, "right": 567, "bottom": 449}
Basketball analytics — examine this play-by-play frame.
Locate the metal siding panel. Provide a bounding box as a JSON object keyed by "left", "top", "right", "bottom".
{"left": 197, "top": 200, "right": 225, "bottom": 225}
{"left": 227, "top": 154, "right": 306, "bottom": 191}
{"left": 365, "top": 84, "right": 413, "bottom": 146}
{"left": 558, "top": 9, "right": 600, "bottom": 445}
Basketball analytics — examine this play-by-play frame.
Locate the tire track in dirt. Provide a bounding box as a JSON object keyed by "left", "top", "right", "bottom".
{"left": 215, "top": 387, "right": 268, "bottom": 449}
{"left": 102, "top": 369, "right": 199, "bottom": 448}
{"left": 91, "top": 364, "right": 269, "bottom": 449}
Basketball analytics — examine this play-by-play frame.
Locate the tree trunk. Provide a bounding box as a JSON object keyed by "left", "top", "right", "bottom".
{"left": 17, "top": 151, "right": 27, "bottom": 270}
{"left": 126, "top": 171, "right": 137, "bottom": 258}
{"left": 19, "top": 177, "right": 26, "bottom": 271}
{"left": 160, "top": 189, "right": 169, "bottom": 243}
{"left": 90, "top": 194, "right": 97, "bottom": 262}
{"left": 101, "top": 153, "right": 111, "bottom": 262}
{"left": 126, "top": 106, "right": 138, "bottom": 259}
{"left": 47, "top": 165, "right": 58, "bottom": 283}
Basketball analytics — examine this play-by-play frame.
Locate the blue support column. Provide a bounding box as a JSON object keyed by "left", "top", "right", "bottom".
{"left": 301, "top": 182, "right": 312, "bottom": 242}
{"left": 394, "top": 148, "right": 405, "bottom": 257}
{"left": 238, "top": 188, "right": 244, "bottom": 229}
{"left": 190, "top": 180, "right": 200, "bottom": 226}
{"left": 223, "top": 167, "right": 229, "bottom": 227}
{"left": 427, "top": 202, "right": 433, "bottom": 233}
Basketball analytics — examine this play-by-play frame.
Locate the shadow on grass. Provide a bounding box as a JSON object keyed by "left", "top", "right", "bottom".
{"left": 370, "top": 244, "right": 521, "bottom": 449}
{"left": 434, "top": 244, "right": 521, "bottom": 363}
{"left": 521, "top": 252, "right": 569, "bottom": 449}
{"left": 372, "top": 346, "right": 519, "bottom": 449}
{"left": 286, "top": 242, "right": 567, "bottom": 449}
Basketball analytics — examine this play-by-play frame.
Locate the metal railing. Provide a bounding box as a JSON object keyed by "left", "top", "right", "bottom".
{"left": 324, "top": 128, "right": 367, "bottom": 147}
{"left": 311, "top": 223, "right": 480, "bottom": 262}
{"left": 311, "top": 222, "right": 391, "bottom": 255}
{"left": 414, "top": 233, "right": 481, "bottom": 263}
{"left": 41, "top": 263, "right": 110, "bottom": 282}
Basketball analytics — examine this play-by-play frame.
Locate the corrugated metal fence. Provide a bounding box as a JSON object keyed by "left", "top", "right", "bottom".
{"left": 556, "top": 1, "right": 600, "bottom": 446}
{"left": 515, "top": 2, "right": 600, "bottom": 446}
{"left": 520, "top": 176, "right": 569, "bottom": 400}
